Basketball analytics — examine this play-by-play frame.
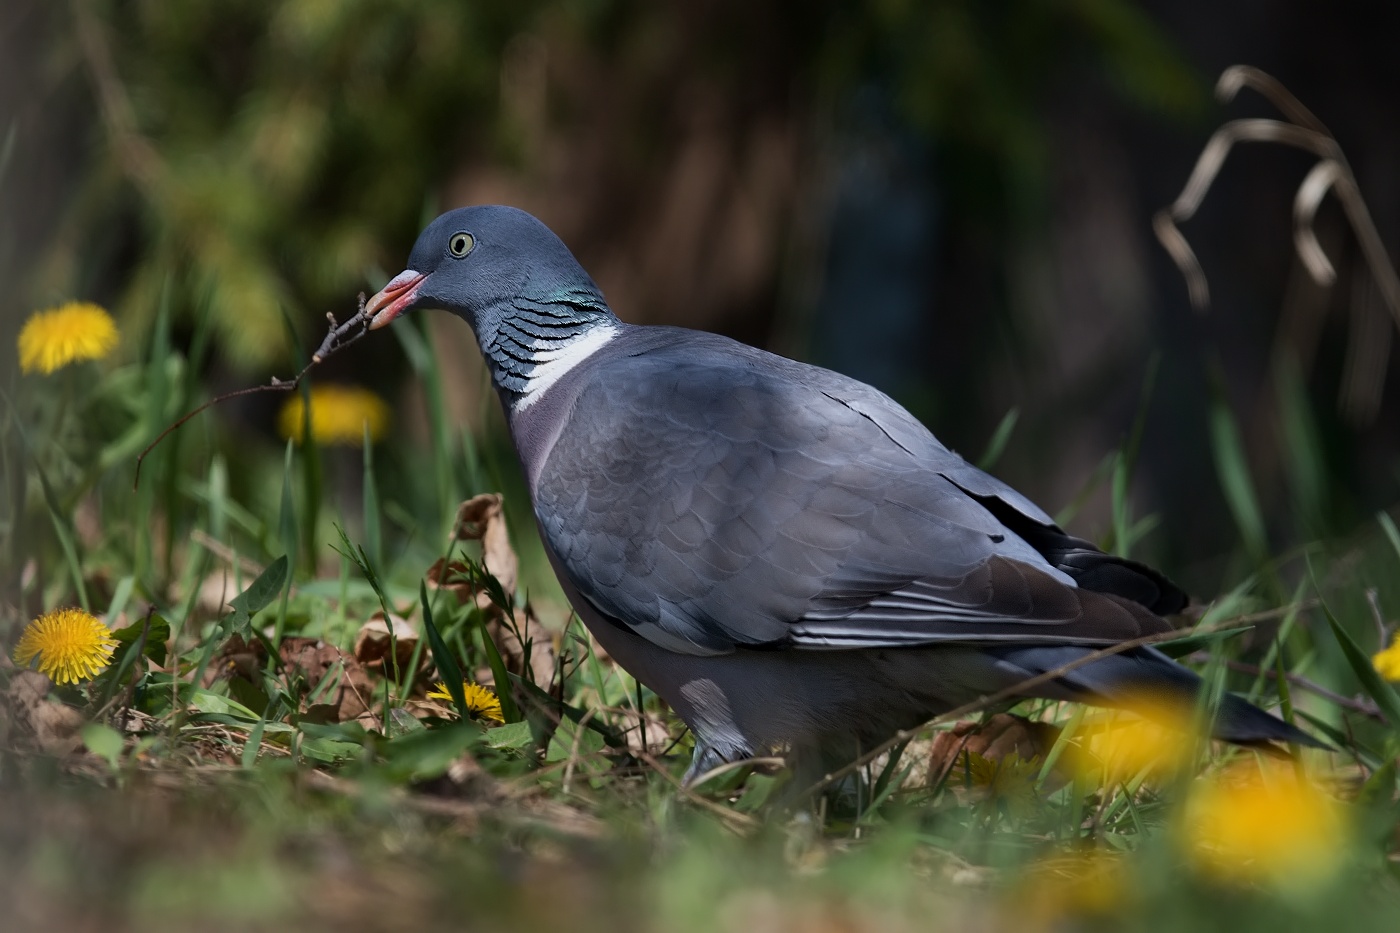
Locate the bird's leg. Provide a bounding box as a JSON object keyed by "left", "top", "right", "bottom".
{"left": 680, "top": 739, "right": 736, "bottom": 789}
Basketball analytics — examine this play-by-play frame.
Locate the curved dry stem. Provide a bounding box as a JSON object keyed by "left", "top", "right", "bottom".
{"left": 1157, "top": 67, "right": 1400, "bottom": 360}
{"left": 1293, "top": 160, "right": 1345, "bottom": 287}
{"left": 1216, "top": 65, "right": 1331, "bottom": 136}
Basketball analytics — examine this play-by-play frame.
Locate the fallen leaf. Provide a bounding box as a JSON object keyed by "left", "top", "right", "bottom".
{"left": 486, "top": 605, "right": 560, "bottom": 696}
{"left": 3, "top": 670, "right": 87, "bottom": 755}
{"left": 452, "top": 493, "right": 517, "bottom": 594}
{"left": 208, "top": 635, "right": 379, "bottom": 725}
{"left": 279, "top": 637, "right": 378, "bottom": 724}
{"left": 427, "top": 494, "right": 560, "bottom": 696}
{"left": 353, "top": 612, "right": 420, "bottom": 676}
{"left": 926, "top": 713, "right": 1063, "bottom": 789}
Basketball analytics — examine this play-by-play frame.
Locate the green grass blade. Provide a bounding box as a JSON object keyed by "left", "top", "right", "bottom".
{"left": 392, "top": 318, "right": 456, "bottom": 536}
{"left": 1207, "top": 391, "right": 1267, "bottom": 563}
{"left": 1276, "top": 358, "right": 1328, "bottom": 534}
{"left": 363, "top": 422, "right": 382, "bottom": 570}
{"left": 976, "top": 407, "right": 1019, "bottom": 471}
{"left": 475, "top": 610, "right": 521, "bottom": 723}
{"left": 1320, "top": 594, "right": 1400, "bottom": 729}
{"left": 1379, "top": 511, "right": 1400, "bottom": 567}
{"left": 274, "top": 439, "right": 297, "bottom": 642}
{"left": 419, "top": 580, "right": 469, "bottom": 719}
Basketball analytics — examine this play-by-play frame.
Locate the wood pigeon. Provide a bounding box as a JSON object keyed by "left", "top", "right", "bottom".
{"left": 366, "top": 206, "right": 1321, "bottom": 785}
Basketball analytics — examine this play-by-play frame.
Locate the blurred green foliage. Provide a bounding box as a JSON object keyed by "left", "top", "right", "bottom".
{"left": 47, "top": 0, "right": 1204, "bottom": 371}
{"left": 57, "top": 0, "right": 547, "bottom": 367}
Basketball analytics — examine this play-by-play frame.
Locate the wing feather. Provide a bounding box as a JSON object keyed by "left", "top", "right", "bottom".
{"left": 533, "top": 332, "right": 1181, "bottom": 657}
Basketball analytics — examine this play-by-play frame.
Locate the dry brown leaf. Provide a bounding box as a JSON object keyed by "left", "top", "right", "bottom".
{"left": 3, "top": 671, "right": 87, "bottom": 755}
{"left": 926, "top": 713, "right": 1063, "bottom": 788}
{"left": 424, "top": 558, "right": 480, "bottom": 609}
{"left": 278, "top": 637, "right": 378, "bottom": 724}
{"left": 208, "top": 635, "right": 379, "bottom": 724}
{"left": 487, "top": 606, "right": 560, "bottom": 696}
{"left": 453, "top": 493, "right": 518, "bottom": 594}
{"left": 427, "top": 494, "right": 562, "bottom": 696}
{"left": 353, "top": 612, "right": 420, "bottom": 675}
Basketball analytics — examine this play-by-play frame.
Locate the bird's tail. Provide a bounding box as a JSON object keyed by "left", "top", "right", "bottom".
{"left": 982, "top": 644, "right": 1327, "bottom": 750}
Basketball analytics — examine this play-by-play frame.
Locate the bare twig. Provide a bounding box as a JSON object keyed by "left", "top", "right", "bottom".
{"left": 686, "top": 756, "right": 788, "bottom": 791}
{"left": 134, "top": 294, "right": 372, "bottom": 488}
{"left": 1185, "top": 653, "right": 1383, "bottom": 720}
{"left": 795, "top": 606, "right": 1319, "bottom": 801}
{"left": 634, "top": 750, "right": 759, "bottom": 831}
{"left": 561, "top": 707, "right": 599, "bottom": 796}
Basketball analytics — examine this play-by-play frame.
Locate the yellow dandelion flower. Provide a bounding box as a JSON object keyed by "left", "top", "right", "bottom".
{"left": 12, "top": 607, "right": 120, "bottom": 685}
{"left": 1069, "top": 695, "right": 1198, "bottom": 786}
{"left": 1182, "top": 764, "right": 1348, "bottom": 889}
{"left": 277, "top": 384, "right": 390, "bottom": 446}
{"left": 18, "top": 302, "right": 119, "bottom": 375}
{"left": 1372, "top": 633, "right": 1400, "bottom": 681}
{"left": 426, "top": 681, "right": 505, "bottom": 723}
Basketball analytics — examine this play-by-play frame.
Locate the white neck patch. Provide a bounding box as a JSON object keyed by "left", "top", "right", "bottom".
{"left": 511, "top": 323, "right": 619, "bottom": 412}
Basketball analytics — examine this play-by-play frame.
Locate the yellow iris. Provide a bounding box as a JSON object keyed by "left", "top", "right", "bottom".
{"left": 277, "top": 384, "right": 390, "bottom": 446}
{"left": 1182, "top": 764, "right": 1347, "bottom": 889}
{"left": 12, "top": 607, "right": 120, "bottom": 685}
{"left": 17, "top": 302, "right": 119, "bottom": 374}
{"left": 426, "top": 681, "right": 505, "bottom": 723}
{"left": 1373, "top": 633, "right": 1400, "bottom": 681}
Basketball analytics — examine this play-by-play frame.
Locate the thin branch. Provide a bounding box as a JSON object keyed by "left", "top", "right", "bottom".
{"left": 1184, "top": 653, "right": 1383, "bottom": 720}
{"left": 133, "top": 295, "right": 372, "bottom": 488}
{"left": 795, "top": 607, "right": 1318, "bottom": 801}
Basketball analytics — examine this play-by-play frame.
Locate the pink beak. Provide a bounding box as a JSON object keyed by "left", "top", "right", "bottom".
{"left": 366, "top": 270, "right": 427, "bottom": 329}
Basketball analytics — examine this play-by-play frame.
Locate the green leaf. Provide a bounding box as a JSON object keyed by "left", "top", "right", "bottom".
{"left": 111, "top": 613, "right": 171, "bottom": 667}
{"left": 545, "top": 715, "right": 609, "bottom": 773}
{"left": 1320, "top": 595, "right": 1400, "bottom": 729}
{"left": 420, "top": 580, "right": 469, "bottom": 718}
{"left": 82, "top": 723, "right": 125, "bottom": 771}
{"left": 474, "top": 612, "right": 521, "bottom": 723}
{"left": 189, "top": 689, "right": 263, "bottom": 721}
{"left": 483, "top": 720, "right": 534, "bottom": 751}
{"left": 379, "top": 723, "right": 481, "bottom": 782}
{"left": 299, "top": 736, "right": 364, "bottom": 763}
{"left": 242, "top": 718, "right": 267, "bottom": 769}
{"left": 734, "top": 773, "right": 781, "bottom": 812}
{"left": 231, "top": 555, "right": 290, "bottom": 618}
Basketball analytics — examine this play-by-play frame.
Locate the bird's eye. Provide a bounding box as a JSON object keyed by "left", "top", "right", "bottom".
{"left": 448, "top": 232, "right": 475, "bottom": 258}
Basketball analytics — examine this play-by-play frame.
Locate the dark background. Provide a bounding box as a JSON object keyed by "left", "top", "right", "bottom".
{"left": 3, "top": 0, "right": 1397, "bottom": 594}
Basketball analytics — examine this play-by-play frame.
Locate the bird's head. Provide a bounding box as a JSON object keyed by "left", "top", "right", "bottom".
{"left": 365, "top": 205, "right": 610, "bottom": 337}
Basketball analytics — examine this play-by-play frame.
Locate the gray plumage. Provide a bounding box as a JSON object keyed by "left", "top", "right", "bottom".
{"left": 366, "top": 205, "right": 1321, "bottom": 785}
